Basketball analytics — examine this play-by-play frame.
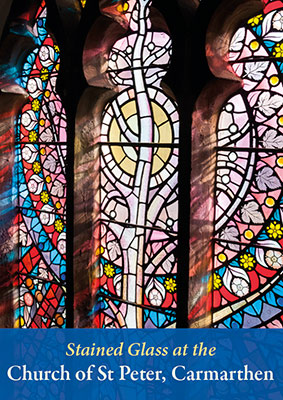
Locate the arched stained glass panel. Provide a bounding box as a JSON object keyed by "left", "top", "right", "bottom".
{"left": 190, "top": 0, "right": 283, "bottom": 329}
{"left": 74, "top": 0, "right": 179, "bottom": 328}
{"left": 14, "top": 0, "right": 67, "bottom": 328}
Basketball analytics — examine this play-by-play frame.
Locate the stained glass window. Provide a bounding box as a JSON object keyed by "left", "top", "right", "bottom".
{"left": 14, "top": 1, "right": 67, "bottom": 328}
{"left": 74, "top": 0, "right": 179, "bottom": 328}
{"left": 190, "top": 0, "right": 283, "bottom": 329}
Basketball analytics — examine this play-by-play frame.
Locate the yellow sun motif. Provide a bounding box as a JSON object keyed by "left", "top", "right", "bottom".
{"left": 248, "top": 14, "right": 263, "bottom": 26}
{"left": 109, "top": 100, "right": 172, "bottom": 176}
{"left": 31, "top": 99, "right": 41, "bottom": 112}
{"left": 104, "top": 263, "right": 115, "bottom": 278}
{"left": 267, "top": 221, "right": 283, "bottom": 239}
{"left": 164, "top": 278, "right": 177, "bottom": 293}
{"left": 273, "top": 43, "right": 283, "bottom": 58}
{"left": 41, "top": 68, "right": 49, "bottom": 81}
{"left": 244, "top": 229, "right": 254, "bottom": 240}
{"left": 55, "top": 219, "right": 64, "bottom": 233}
{"left": 40, "top": 191, "right": 49, "bottom": 204}
{"left": 213, "top": 273, "right": 222, "bottom": 290}
{"left": 46, "top": 175, "right": 51, "bottom": 183}
{"left": 218, "top": 253, "right": 226, "bottom": 263}
{"left": 270, "top": 75, "right": 279, "bottom": 86}
{"left": 240, "top": 253, "right": 256, "bottom": 271}
{"left": 29, "top": 130, "right": 38, "bottom": 142}
{"left": 32, "top": 161, "right": 41, "bottom": 174}
{"left": 250, "top": 41, "right": 259, "bottom": 51}
{"left": 265, "top": 197, "right": 275, "bottom": 208}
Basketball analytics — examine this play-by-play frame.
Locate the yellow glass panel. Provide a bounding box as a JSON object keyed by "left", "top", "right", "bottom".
{"left": 111, "top": 146, "right": 126, "bottom": 164}
{"left": 109, "top": 100, "right": 172, "bottom": 145}
{"left": 152, "top": 102, "right": 168, "bottom": 126}
{"left": 158, "top": 121, "right": 172, "bottom": 143}
{"left": 122, "top": 100, "right": 137, "bottom": 121}
{"left": 152, "top": 148, "right": 171, "bottom": 174}
{"left": 120, "top": 157, "right": 136, "bottom": 175}
{"left": 109, "top": 118, "right": 121, "bottom": 142}
{"left": 152, "top": 155, "right": 165, "bottom": 174}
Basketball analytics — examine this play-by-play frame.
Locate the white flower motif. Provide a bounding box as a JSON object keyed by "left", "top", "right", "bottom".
{"left": 273, "top": 11, "right": 283, "bottom": 31}
{"left": 27, "top": 175, "right": 44, "bottom": 195}
{"left": 255, "top": 239, "right": 281, "bottom": 268}
{"left": 22, "top": 145, "right": 37, "bottom": 163}
{"left": 145, "top": 278, "right": 166, "bottom": 306}
{"left": 40, "top": 46, "right": 55, "bottom": 67}
{"left": 21, "top": 110, "right": 37, "bottom": 130}
{"left": 21, "top": 113, "right": 31, "bottom": 126}
{"left": 58, "top": 240, "right": 66, "bottom": 254}
{"left": 148, "top": 288, "right": 163, "bottom": 306}
{"left": 223, "top": 265, "right": 249, "bottom": 293}
{"left": 265, "top": 250, "right": 283, "bottom": 269}
{"left": 22, "top": 147, "right": 31, "bottom": 161}
{"left": 40, "top": 213, "right": 50, "bottom": 225}
{"left": 40, "top": 205, "right": 55, "bottom": 226}
{"left": 27, "top": 78, "right": 42, "bottom": 98}
{"left": 27, "top": 79, "right": 36, "bottom": 93}
{"left": 27, "top": 179, "right": 36, "bottom": 193}
{"left": 231, "top": 277, "right": 249, "bottom": 297}
{"left": 39, "top": 46, "right": 49, "bottom": 61}
{"left": 57, "top": 232, "right": 66, "bottom": 255}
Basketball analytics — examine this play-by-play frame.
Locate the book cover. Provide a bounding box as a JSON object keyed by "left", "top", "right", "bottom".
{"left": 0, "top": 0, "right": 282, "bottom": 399}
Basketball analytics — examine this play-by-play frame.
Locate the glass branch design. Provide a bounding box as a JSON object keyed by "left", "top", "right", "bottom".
{"left": 93, "top": 0, "right": 179, "bottom": 328}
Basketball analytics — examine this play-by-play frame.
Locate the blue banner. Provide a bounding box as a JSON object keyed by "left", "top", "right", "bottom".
{"left": 1, "top": 329, "right": 283, "bottom": 399}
